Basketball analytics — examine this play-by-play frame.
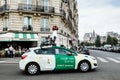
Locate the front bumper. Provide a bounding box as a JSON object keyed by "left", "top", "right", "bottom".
{"left": 91, "top": 60, "right": 98, "bottom": 69}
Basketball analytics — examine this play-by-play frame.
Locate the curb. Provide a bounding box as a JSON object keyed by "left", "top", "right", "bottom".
{"left": 0, "top": 58, "right": 20, "bottom": 64}
{"left": 0, "top": 61, "right": 19, "bottom": 64}
{"left": 0, "top": 62, "right": 19, "bottom": 64}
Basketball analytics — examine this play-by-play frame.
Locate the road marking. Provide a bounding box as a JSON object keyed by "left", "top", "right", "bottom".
{"left": 116, "top": 57, "right": 120, "bottom": 60}
{"left": 107, "top": 57, "right": 120, "bottom": 63}
{"left": 0, "top": 61, "right": 6, "bottom": 63}
{"left": 97, "top": 57, "right": 109, "bottom": 62}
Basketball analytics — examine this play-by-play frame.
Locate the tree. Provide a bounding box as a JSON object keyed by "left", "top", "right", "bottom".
{"left": 102, "top": 42, "right": 106, "bottom": 46}
{"left": 106, "top": 35, "right": 112, "bottom": 45}
{"left": 106, "top": 35, "right": 118, "bottom": 46}
{"left": 112, "top": 37, "right": 118, "bottom": 46}
{"left": 95, "top": 35, "right": 101, "bottom": 47}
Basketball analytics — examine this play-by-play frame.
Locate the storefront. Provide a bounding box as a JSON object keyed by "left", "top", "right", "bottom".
{"left": 0, "top": 32, "right": 39, "bottom": 50}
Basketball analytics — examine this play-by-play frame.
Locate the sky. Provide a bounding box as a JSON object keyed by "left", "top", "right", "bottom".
{"left": 77, "top": 0, "right": 120, "bottom": 41}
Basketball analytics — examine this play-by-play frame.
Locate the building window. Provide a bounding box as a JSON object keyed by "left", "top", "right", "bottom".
{"left": 41, "top": 0, "right": 49, "bottom": 12}
{"left": 23, "top": 0, "right": 32, "bottom": 4}
{"left": 3, "top": 17, "right": 8, "bottom": 31}
{"left": 41, "top": 18, "right": 50, "bottom": 32}
{"left": 64, "top": 32, "right": 66, "bottom": 35}
{"left": 23, "top": 0, "right": 32, "bottom": 10}
{"left": 23, "top": 16, "right": 32, "bottom": 31}
{"left": 61, "top": 30, "right": 63, "bottom": 33}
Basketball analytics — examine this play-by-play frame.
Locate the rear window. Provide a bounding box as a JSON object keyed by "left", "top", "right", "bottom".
{"left": 34, "top": 49, "right": 42, "bottom": 54}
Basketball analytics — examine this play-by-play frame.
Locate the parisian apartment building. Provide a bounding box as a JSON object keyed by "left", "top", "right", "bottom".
{"left": 0, "top": 0, "right": 79, "bottom": 49}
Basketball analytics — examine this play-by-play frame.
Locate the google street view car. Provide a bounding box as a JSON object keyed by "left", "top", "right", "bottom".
{"left": 19, "top": 45, "right": 97, "bottom": 75}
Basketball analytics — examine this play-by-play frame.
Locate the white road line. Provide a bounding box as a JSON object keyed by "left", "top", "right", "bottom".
{"left": 0, "top": 61, "right": 6, "bottom": 63}
{"left": 97, "top": 57, "right": 109, "bottom": 62}
{"left": 116, "top": 57, "right": 120, "bottom": 60}
{"left": 107, "top": 57, "right": 120, "bottom": 63}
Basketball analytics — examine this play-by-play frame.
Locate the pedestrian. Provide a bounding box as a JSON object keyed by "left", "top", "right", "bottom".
{"left": 9, "top": 45, "right": 14, "bottom": 58}
{"left": 18, "top": 46, "right": 22, "bottom": 55}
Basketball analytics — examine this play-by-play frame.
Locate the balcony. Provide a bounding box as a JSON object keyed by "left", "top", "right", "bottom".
{"left": 40, "top": 28, "right": 50, "bottom": 32}
{"left": 18, "top": 4, "right": 55, "bottom": 14}
{"left": 3, "top": 27, "right": 8, "bottom": 31}
{"left": 60, "top": 9, "right": 75, "bottom": 32}
{"left": 60, "top": 9, "right": 66, "bottom": 20}
{"left": 36, "top": 6, "right": 54, "bottom": 13}
{"left": 18, "top": 4, "right": 36, "bottom": 11}
{"left": 23, "top": 25, "right": 33, "bottom": 31}
{"left": 28, "top": 25, "right": 33, "bottom": 31}
{"left": 0, "top": 4, "right": 55, "bottom": 14}
{"left": 63, "top": 0, "right": 69, "bottom": 4}
{"left": 69, "top": 9, "right": 72, "bottom": 19}
{"left": 67, "top": 17, "right": 73, "bottom": 29}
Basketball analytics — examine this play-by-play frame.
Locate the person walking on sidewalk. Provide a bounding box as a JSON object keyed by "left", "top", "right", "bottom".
{"left": 9, "top": 45, "right": 14, "bottom": 58}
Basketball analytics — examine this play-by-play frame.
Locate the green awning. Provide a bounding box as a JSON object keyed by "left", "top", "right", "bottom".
{"left": 0, "top": 33, "right": 13, "bottom": 42}
{"left": 13, "top": 33, "right": 38, "bottom": 41}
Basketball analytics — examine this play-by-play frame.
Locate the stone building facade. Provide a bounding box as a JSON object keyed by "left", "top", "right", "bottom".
{"left": 0, "top": 0, "right": 78, "bottom": 49}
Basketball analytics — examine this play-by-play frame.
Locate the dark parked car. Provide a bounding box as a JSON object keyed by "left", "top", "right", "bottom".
{"left": 78, "top": 47, "right": 90, "bottom": 55}
{"left": 82, "top": 47, "right": 90, "bottom": 55}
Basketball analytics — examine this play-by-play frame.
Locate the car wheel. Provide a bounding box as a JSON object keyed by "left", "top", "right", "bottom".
{"left": 26, "top": 63, "right": 40, "bottom": 75}
{"left": 78, "top": 61, "right": 90, "bottom": 72}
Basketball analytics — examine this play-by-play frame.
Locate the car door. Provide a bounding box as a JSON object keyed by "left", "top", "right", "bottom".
{"left": 36, "top": 48, "right": 55, "bottom": 71}
{"left": 55, "top": 48, "right": 75, "bottom": 70}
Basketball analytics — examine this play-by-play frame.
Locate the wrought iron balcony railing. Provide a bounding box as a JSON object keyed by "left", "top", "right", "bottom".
{"left": 60, "top": 9, "right": 66, "bottom": 19}
{"left": 67, "top": 17, "right": 73, "bottom": 29}
{"left": 18, "top": 4, "right": 55, "bottom": 13}
{"left": 18, "top": 4, "right": 36, "bottom": 11}
{"left": 0, "top": 4, "right": 55, "bottom": 14}
{"left": 40, "top": 28, "right": 50, "bottom": 32}
{"left": 23, "top": 25, "right": 33, "bottom": 31}
{"left": 3, "top": 27, "right": 8, "bottom": 31}
{"left": 36, "top": 5, "right": 54, "bottom": 13}
{"left": 69, "top": 9, "right": 72, "bottom": 19}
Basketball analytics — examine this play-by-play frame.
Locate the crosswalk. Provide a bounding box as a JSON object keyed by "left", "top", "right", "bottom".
{"left": 96, "top": 57, "right": 120, "bottom": 63}
{"left": 0, "top": 61, "right": 6, "bottom": 63}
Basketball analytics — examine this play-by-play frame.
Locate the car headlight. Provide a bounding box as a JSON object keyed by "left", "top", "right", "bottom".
{"left": 84, "top": 55, "right": 96, "bottom": 61}
{"left": 92, "top": 57, "right": 96, "bottom": 61}
{"left": 88, "top": 56, "right": 96, "bottom": 60}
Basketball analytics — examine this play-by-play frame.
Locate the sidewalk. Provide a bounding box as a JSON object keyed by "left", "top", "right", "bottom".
{"left": 0, "top": 57, "right": 20, "bottom": 64}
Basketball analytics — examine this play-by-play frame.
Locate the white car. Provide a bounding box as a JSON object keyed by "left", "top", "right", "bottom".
{"left": 19, "top": 46, "right": 97, "bottom": 75}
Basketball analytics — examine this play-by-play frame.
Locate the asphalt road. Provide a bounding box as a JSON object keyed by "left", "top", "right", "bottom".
{"left": 0, "top": 50, "right": 120, "bottom": 80}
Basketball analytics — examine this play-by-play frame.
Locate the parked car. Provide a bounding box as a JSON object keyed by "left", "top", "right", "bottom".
{"left": 106, "top": 47, "right": 113, "bottom": 52}
{"left": 118, "top": 47, "right": 120, "bottom": 53}
{"left": 19, "top": 45, "right": 97, "bottom": 75}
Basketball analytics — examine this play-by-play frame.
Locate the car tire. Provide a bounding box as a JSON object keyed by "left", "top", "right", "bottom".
{"left": 78, "top": 61, "right": 91, "bottom": 72}
{"left": 26, "top": 63, "right": 40, "bottom": 75}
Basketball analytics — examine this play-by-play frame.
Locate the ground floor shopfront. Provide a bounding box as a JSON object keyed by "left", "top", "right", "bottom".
{"left": 0, "top": 32, "right": 78, "bottom": 51}
{"left": 0, "top": 32, "right": 38, "bottom": 57}
{"left": 0, "top": 32, "right": 38, "bottom": 50}
{"left": 0, "top": 41, "right": 37, "bottom": 50}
